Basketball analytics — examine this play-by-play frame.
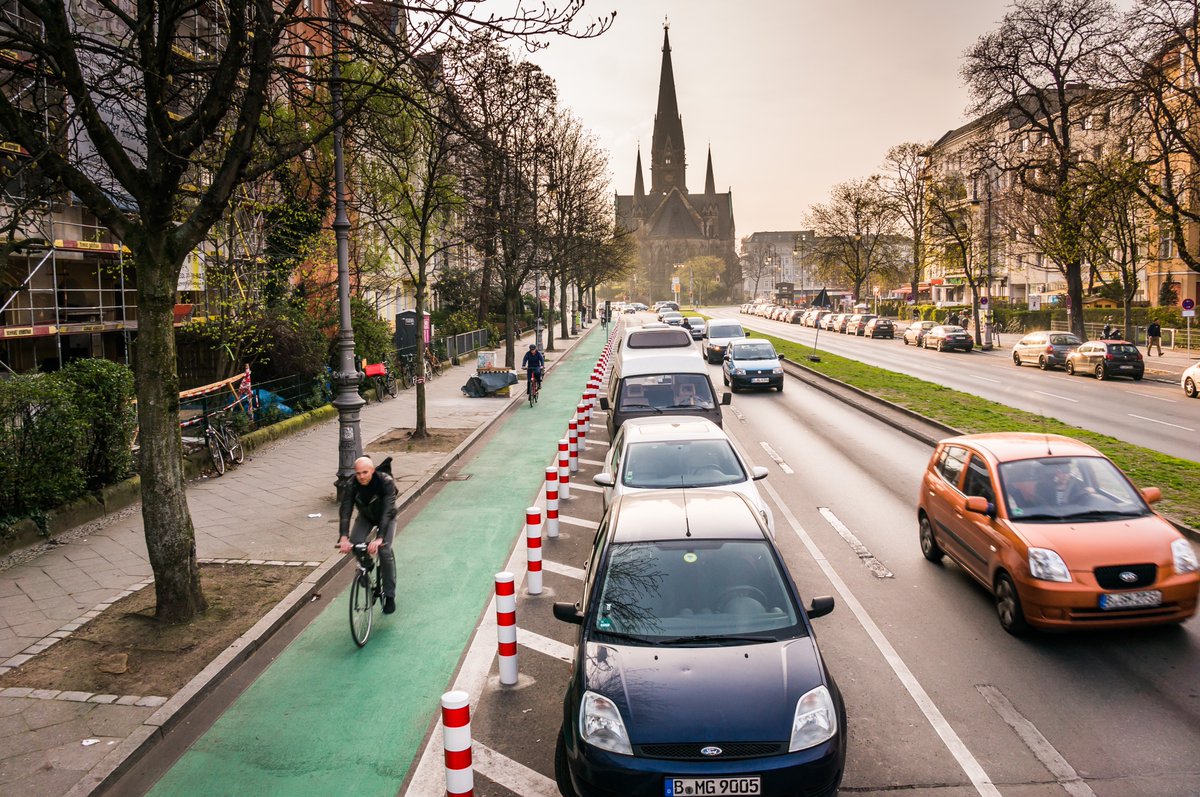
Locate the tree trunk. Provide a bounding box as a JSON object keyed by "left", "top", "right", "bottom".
{"left": 559, "top": 277, "right": 569, "bottom": 339}
{"left": 546, "top": 273, "right": 556, "bottom": 351}
{"left": 504, "top": 291, "right": 518, "bottom": 368}
{"left": 1066, "top": 264, "right": 1085, "bottom": 339}
{"left": 136, "top": 243, "right": 207, "bottom": 623}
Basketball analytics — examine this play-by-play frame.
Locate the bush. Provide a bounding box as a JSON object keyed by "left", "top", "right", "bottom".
{"left": 58, "top": 359, "right": 137, "bottom": 491}
{"left": 0, "top": 374, "right": 87, "bottom": 517}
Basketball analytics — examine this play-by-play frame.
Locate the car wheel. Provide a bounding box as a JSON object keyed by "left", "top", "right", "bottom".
{"left": 776, "top": 382, "right": 784, "bottom": 392}
{"left": 919, "top": 514, "right": 943, "bottom": 563}
{"left": 1038, "top": 356, "right": 1049, "bottom": 370}
{"left": 1133, "top": 373, "right": 1143, "bottom": 381}
{"left": 1013, "top": 352, "right": 1022, "bottom": 367}
{"left": 1095, "top": 364, "right": 1107, "bottom": 381}
{"left": 902, "top": 337, "right": 909, "bottom": 346}
{"left": 1066, "top": 361, "right": 1075, "bottom": 376}
{"left": 555, "top": 732, "right": 580, "bottom": 797}
{"left": 723, "top": 373, "right": 729, "bottom": 386}
{"left": 1186, "top": 377, "right": 1199, "bottom": 398}
{"left": 730, "top": 383, "right": 740, "bottom": 393}
{"left": 995, "top": 573, "right": 1030, "bottom": 635}
{"left": 937, "top": 341, "right": 945, "bottom": 352}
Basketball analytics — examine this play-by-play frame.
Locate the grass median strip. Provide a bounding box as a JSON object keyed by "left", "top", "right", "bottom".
{"left": 741, "top": 325, "right": 1200, "bottom": 528}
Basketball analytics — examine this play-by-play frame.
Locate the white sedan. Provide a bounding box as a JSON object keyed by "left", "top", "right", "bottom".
{"left": 1184, "top": 361, "right": 1200, "bottom": 398}
{"left": 593, "top": 416, "right": 775, "bottom": 535}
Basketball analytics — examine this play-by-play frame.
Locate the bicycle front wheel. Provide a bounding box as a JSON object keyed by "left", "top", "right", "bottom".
{"left": 349, "top": 571, "right": 374, "bottom": 647}
{"left": 225, "top": 429, "right": 245, "bottom": 465}
{"left": 385, "top": 373, "right": 397, "bottom": 398}
{"left": 207, "top": 430, "right": 226, "bottom": 475}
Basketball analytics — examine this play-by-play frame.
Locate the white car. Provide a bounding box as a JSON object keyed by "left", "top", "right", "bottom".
{"left": 1183, "top": 361, "right": 1200, "bottom": 398}
{"left": 592, "top": 417, "right": 775, "bottom": 535}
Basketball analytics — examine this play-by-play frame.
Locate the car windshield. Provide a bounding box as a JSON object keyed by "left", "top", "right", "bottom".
{"left": 623, "top": 440, "right": 746, "bottom": 488}
{"left": 591, "top": 540, "right": 802, "bottom": 643}
{"left": 618, "top": 374, "right": 716, "bottom": 411}
{"left": 709, "top": 324, "right": 744, "bottom": 338}
{"left": 998, "top": 456, "right": 1151, "bottom": 522}
{"left": 730, "top": 343, "right": 776, "bottom": 360}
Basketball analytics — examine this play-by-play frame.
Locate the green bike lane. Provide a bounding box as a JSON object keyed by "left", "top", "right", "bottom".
{"left": 148, "top": 329, "right": 604, "bottom": 797}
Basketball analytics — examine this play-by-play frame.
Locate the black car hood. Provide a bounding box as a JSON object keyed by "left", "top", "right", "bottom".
{"left": 582, "top": 637, "right": 826, "bottom": 743}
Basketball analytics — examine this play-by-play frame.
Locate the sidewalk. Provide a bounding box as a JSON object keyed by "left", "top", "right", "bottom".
{"left": 0, "top": 327, "right": 596, "bottom": 797}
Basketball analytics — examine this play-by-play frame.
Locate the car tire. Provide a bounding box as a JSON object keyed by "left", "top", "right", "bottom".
{"left": 723, "top": 373, "right": 729, "bottom": 386}
{"left": 776, "top": 382, "right": 784, "bottom": 392}
{"left": 995, "top": 573, "right": 1030, "bottom": 635}
{"left": 1013, "top": 353, "right": 1022, "bottom": 366}
{"left": 937, "top": 341, "right": 945, "bottom": 352}
{"left": 902, "top": 337, "right": 909, "bottom": 346}
{"left": 1038, "top": 356, "right": 1049, "bottom": 370}
{"left": 1186, "top": 377, "right": 1199, "bottom": 398}
{"left": 1095, "top": 364, "right": 1107, "bottom": 381}
{"left": 730, "top": 383, "right": 740, "bottom": 393}
{"left": 555, "top": 732, "right": 580, "bottom": 797}
{"left": 919, "top": 514, "right": 943, "bottom": 563}
{"left": 1066, "top": 361, "right": 1076, "bottom": 376}
{"left": 1133, "top": 373, "right": 1143, "bottom": 381}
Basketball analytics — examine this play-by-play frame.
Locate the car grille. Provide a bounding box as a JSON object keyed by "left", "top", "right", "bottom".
{"left": 636, "top": 742, "right": 785, "bottom": 760}
{"left": 1094, "top": 563, "right": 1157, "bottom": 589}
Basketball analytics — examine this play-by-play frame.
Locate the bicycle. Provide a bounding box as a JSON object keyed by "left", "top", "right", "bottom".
{"left": 347, "top": 542, "right": 385, "bottom": 647}
{"left": 363, "top": 361, "right": 397, "bottom": 400}
{"left": 397, "top": 352, "right": 418, "bottom": 389}
{"left": 426, "top": 347, "right": 443, "bottom": 377}
{"left": 527, "top": 367, "right": 543, "bottom": 407}
{"left": 205, "top": 410, "right": 244, "bottom": 475}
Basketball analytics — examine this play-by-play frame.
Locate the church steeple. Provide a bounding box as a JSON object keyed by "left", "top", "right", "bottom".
{"left": 650, "top": 22, "right": 686, "bottom": 195}
{"left": 704, "top": 145, "right": 715, "bottom": 195}
{"left": 634, "top": 145, "right": 645, "bottom": 199}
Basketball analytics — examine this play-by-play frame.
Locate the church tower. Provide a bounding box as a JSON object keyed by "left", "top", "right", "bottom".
{"left": 650, "top": 25, "right": 686, "bottom": 195}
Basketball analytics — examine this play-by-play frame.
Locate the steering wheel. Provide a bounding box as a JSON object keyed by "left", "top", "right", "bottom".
{"left": 715, "top": 585, "right": 769, "bottom": 612}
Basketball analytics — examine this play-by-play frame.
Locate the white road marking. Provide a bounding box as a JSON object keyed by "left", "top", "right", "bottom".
{"left": 972, "top": 375, "right": 1002, "bottom": 384}
{"left": 578, "top": 458, "right": 605, "bottom": 466}
{"left": 542, "top": 559, "right": 585, "bottom": 580}
{"left": 1127, "top": 391, "right": 1176, "bottom": 403}
{"left": 731, "top": 406, "right": 747, "bottom": 423}
{"left": 817, "top": 507, "right": 893, "bottom": 578}
{"left": 761, "top": 481, "right": 1002, "bottom": 797}
{"left": 1035, "top": 390, "right": 1078, "bottom": 404}
{"left": 473, "top": 741, "right": 560, "bottom": 797}
{"left": 568, "top": 482, "right": 603, "bottom": 494}
{"left": 587, "top": 439, "right": 610, "bottom": 448}
{"left": 1127, "top": 413, "right": 1195, "bottom": 431}
{"left": 519, "top": 629, "right": 574, "bottom": 663}
{"left": 976, "top": 685, "right": 1097, "bottom": 797}
{"left": 759, "top": 441, "right": 795, "bottom": 474}
{"left": 558, "top": 515, "right": 600, "bottom": 531}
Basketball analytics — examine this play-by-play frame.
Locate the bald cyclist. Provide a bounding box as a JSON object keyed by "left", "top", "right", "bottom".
{"left": 338, "top": 456, "right": 398, "bottom": 614}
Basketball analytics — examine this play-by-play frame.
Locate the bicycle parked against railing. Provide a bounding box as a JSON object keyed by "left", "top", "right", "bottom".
{"left": 205, "top": 410, "right": 244, "bottom": 475}
{"left": 363, "top": 360, "right": 397, "bottom": 400}
{"left": 346, "top": 542, "right": 384, "bottom": 647}
{"left": 396, "top": 352, "right": 418, "bottom": 388}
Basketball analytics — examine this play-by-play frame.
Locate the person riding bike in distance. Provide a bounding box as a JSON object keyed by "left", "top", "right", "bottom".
{"left": 338, "top": 456, "right": 397, "bottom": 614}
{"left": 522, "top": 343, "right": 545, "bottom": 393}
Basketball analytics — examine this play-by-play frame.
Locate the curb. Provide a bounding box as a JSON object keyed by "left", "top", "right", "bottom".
{"left": 73, "top": 327, "right": 597, "bottom": 796}
{"left": 779, "top": 354, "right": 1200, "bottom": 543}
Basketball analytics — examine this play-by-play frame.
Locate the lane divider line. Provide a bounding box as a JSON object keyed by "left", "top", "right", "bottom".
{"left": 1127, "top": 413, "right": 1195, "bottom": 432}
{"left": 1126, "top": 391, "right": 1175, "bottom": 403}
{"left": 473, "top": 740, "right": 560, "bottom": 797}
{"left": 759, "top": 441, "right": 794, "bottom": 474}
{"left": 1035, "top": 390, "right": 1077, "bottom": 403}
{"left": 817, "top": 507, "right": 894, "bottom": 579}
{"left": 542, "top": 559, "right": 586, "bottom": 580}
{"left": 975, "top": 685, "right": 1097, "bottom": 797}
{"left": 519, "top": 629, "right": 574, "bottom": 663}
{"left": 761, "top": 481, "right": 1002, "bottom": 797}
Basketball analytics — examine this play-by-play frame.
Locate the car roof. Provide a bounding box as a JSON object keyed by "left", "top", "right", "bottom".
{"left": 620, "top": 417, "right": 727, "bottom": 443}
{"left": 942, "top": 432, "right": 1101, "bottom": 464}
{"left": 609, "top": 491, "right": 767, "bottom": 543}
{"left": 728, "top": 337, "right": 774, "bottom": 349}
{"left": 623, "top": 328, "right": 693, "bottom": 348}
{"left": 618, "top": 349, "right": 707, "bottom": 375}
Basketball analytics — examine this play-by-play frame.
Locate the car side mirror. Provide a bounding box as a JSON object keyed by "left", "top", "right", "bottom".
{"left": 553, "top": 602, "right": 584, "bottom": 625}
{"left": 593, "top": 473, "right": 615, "bottom": 488}
{"left": 599, "top": 397, "right": 610, "bottom": 411}
{"left": 964, "top": 496, "right": 995, "bottom": 516}
{"left": 751, "top": 466, "right": 769, "bottom": 481}
{"left": 808, "top": 596, "right": 835, "bottom": 619}
{"left": 1141, "top": 487, "right": 1162, "bottom": 504}
{"left": 721, "top": 392, "right": 732, "bottom": 405}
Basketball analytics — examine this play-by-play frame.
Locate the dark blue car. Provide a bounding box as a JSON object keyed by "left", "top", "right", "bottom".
{"left": 553, "top": 491, "right": 846, "bottom": 797}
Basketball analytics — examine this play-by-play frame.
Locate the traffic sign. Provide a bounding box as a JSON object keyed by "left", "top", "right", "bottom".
{"left": 1183, "top": 298, "right": 1196, "bottom": 310}
{"left": 979, "top": 296, "right": 989, "bottom": 305}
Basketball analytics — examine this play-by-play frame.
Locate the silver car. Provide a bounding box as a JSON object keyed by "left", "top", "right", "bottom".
{"left": 1011, "top": 331, "right": 1082, "bottom": 370}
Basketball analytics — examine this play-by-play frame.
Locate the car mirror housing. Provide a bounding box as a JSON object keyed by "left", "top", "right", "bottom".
{"left": 964, "top": 496, "right": 993, "bottom": 516}
{"left": 751, "top": 466, "right": 769, "bottom": 481}
{"left": 599, "top": 397, "right": 610, "bottom": 411}
{"left": 1141, "top": 487, "right": 1162, "bottom": 504}
{"left": 593, "top": 473, "right": 615, "bottom": 488}
{"left": 721, "top": 392, "right": 732, "bottom": 405}
{"left": 808, "top": 596, "right": 835, "bottom": 619}
{"left": 553, "top": 602, "right": 584, "bottom": 625}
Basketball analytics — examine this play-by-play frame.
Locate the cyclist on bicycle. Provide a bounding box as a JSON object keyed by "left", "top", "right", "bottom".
{"left": 521, "top": 343, "right": 545, "bottom": 393}
{"left": 337, "top": 456, "right": 397, "bottom": 614}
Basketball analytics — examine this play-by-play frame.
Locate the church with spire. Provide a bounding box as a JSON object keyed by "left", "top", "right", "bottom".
{"left": 615, "top": 24, "right": 737, "bottom": 302}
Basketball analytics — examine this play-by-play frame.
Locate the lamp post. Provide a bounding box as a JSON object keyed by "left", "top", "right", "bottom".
{"left": 329, "top": 0, "right": 364, "bottom": 498}
{"left": 970, "top": 177, "right": 995, "bottom": 350}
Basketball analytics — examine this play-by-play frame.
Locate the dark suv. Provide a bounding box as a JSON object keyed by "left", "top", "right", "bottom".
{"left": 864, "top": 317, "right": 894, "bottom": 339}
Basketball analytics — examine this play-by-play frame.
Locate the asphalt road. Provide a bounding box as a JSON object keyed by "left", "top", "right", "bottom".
{"left": 704, "top": 307, "right": 1200, "bottom": 464}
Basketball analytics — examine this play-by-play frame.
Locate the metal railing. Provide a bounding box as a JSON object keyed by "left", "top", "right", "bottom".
{"left": 440, "top": 328, "right": 490, "bottom": 363}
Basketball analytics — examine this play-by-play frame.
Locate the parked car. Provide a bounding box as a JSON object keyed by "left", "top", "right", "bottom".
{"left": 1011, "top": 331, "right": 1082, "bottom": 370}
{"left": 723, "top": 337, "right": 784, "bottom": 393}
{"left": 593, "top": 417, "right": 773, "bottom": 532}
{"left": 553, "top": 491, "right": 846, "bottom": 797}
{"left": 1183, "top": 361, "right": 1200, "bottom": 398}
{"left": 923, "top": 325, "right": 974, "bottom": 352}
{"left": 787, "top": 308, "right": 806, "bottom": 324}
{"left": 847, "top": 314, "right": 876, "bottom": 336}
{"left": 683, "top": 316, "right": 706, "bottom": 340}
{"left": 918, "top": 432, "right": 1199, "bottom": 634}
{"left": 864, "top": 317, "right": 894, "bottom": 339}
{"left": 703, "top": 320, "right": 748, "bottom": 363}
{"left": 809, "top": 310, "right": 830, "bottom": 329}
{"left": 1065, "top": 340, "right": 1144, "bottom": 380}
{"left": 823, "top": 313, "right": 843, "bottom": 331}
{"left": 834, "top": 314, "right": 853, "bottom": 334}
{"left": 902, "top": 320, "right": 935, "bottom": 346}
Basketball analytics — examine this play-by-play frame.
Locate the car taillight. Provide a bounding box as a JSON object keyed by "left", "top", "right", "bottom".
{"left": 1105, "top": 352, "right": 1114, "bottom": 361}
{"left": 1045, "top": 345, "right": 1055, "bottom": 354}
{"left": 1135, "top": 352, "right": 1143, "bottom": 360}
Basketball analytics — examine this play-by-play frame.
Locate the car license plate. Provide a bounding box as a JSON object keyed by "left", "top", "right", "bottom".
{"left": 751, "top": 378, "right": 768, "bottom": 383}
{"left": 1100, "top": 590, "right": 1162, "bottom": 610}
{"left": 665, "top": 777, "right": 761, "bottom": 795}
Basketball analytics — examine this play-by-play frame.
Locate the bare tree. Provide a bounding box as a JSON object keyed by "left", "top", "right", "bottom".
{"left": 0, "top": 0, "right": 609, "bottom": 621}
{"left": 927, "top": 171, "right": 990, "bottom": 340}
{"left": 806, "top": 177, "right": 901, "bottom": 301}
{"left": 881, "top": 142, "right": 930, "bottom": 304}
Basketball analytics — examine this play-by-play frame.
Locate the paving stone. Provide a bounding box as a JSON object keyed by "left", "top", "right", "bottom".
{"left": 0, "top": 712, "right": 28, "bottom": 739}
{"left": 4, "top": 654, "right": 32, "bottom": 667}
{"left": 0, "top": 687, "right": 33, "bottom": 698}
{"left": 83, "top": 704, "right": 153, "bottom": 737}
{"left": 27, "top": 690, "right": 61, "bottom": 702}
{"left": 87, "top": 695, "right": 118, "bottom": 704}
{"left": 56, "top": 692, "right": 92, "bottom": 703}
{"left": 114, "top": 695, "right": 140, "bottom": 706}
{"left": 134, "top": 696, "right": 167, "bottom": 708}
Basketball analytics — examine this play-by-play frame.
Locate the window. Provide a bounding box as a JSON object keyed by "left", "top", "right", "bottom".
{"left": 937, "top": 445, "right": 969, "bottom": 488}
{"left": 963, "top": 456, "right": 996, "bottom": 506}
{"left": 1159, "top": 231, "right": 1174, "bottom": 259}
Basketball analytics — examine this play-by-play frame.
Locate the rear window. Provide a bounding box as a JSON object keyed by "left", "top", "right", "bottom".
{"left": 1108, "top": 344, "right": 1139, "bottom": 356}
{"left": 709, "top": 324, "right": 745, "bottom": 338}
{"left": 1049, "top": 334, "right": 1080, "bottom": 345}
{"left": 627, "top": 330, "right": 693, "bottom": 348}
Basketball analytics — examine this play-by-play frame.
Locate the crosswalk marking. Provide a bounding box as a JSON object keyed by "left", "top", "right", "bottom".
{"left": 519, "top": 629, "right": 574, "bottom": 663}
{"left": 578, "top": 458, "right": 605, "bottom": 466}
{"left": 559, "top": 514, "right": 599, "bottom": 530}
{"left": 568, "top": 482, "right": 603, "bottom": 494}
{"left": 473, "top": 741, "right": 560, "bottom": 797}
{"left": 542, "top": 559, "right": 586, "bottom": 580}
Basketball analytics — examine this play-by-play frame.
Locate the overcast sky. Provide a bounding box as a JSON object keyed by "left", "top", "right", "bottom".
{"left": 527, "top": 0, "right": 1026, "bottom": 243}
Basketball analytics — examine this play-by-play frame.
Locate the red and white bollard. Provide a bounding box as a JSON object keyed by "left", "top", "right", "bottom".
{"left": 494, "top": 573, "right": 517, "bottom": 685}
{"left": 578, "top": 400, "right": 590, "bottom": 434}
{"left": 526, "top": 507, "right": 543, "bottom": 595}
{"left": 558, "top": 440, "right": 571, "bottom": 500}
{"left": 442, "top": 690, "right": 474, "bottom": 796}
{"left": 568, "top": 420, "right": 579, "bottom": 472}
{"left": 545, "top": 466, "right": 559, "bottom": 538}
{"left": 577, "top": 404, "right": 589, "bottom": 451}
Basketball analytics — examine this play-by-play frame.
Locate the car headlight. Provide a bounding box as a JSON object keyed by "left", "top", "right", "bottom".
{"left": 731, "top": 367, "right": 745, "bottom": 375}
{"left": 1172, "top": 539, "right": 1199, "bottom": 574}
{"left": 771, "top": 367, "right": 783, "bottom": 375}
{"left": 580, "top": 691, "right": 632, "bottom": 755}
{"left": 789, "top": 685, "right": 837, "bottom": 751}
{"left": 1028, "top": 547, "right": 1071, "bottom": 582}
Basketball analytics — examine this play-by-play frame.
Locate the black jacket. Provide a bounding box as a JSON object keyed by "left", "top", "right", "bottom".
{"left": 338, "top": 471, "right": 397, "bottom": 537}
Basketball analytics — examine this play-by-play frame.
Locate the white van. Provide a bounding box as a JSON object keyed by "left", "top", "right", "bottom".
{"left": 703, "top": 319, "right": 748, "bottom": 363}
{"left": 602, "top": 347, "right": 730, "bottom": 438}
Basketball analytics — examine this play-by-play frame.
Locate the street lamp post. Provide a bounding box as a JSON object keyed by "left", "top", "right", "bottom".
{"left": 971, "top": 178, "right": 995, "bottom": 350}
{"left": 329, "top": 0, "right": 364, "bottom": 498}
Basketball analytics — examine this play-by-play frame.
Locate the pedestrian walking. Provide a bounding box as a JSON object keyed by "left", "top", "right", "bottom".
{"left": 1146, "top": 320, "right": 1163, "bottom": 356}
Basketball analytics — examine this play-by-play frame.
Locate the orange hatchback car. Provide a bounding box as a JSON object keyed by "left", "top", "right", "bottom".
{"left": 918, "top": 433, "right": 1199, "bottom": 634}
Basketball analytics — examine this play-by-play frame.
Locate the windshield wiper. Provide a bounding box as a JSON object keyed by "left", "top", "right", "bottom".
{"left": 624, "top": 405, "right": 663, "bottom": 414}
{"left": 1012, "top": 512, "right": 1070, "bottom": 522}
{"left": 593, "top": 628, "right": 656, "bottom": 644}
{"left": 1063, "top": 509, "right": 1146, "bottom": 521}
{"left": 656, "top": 634, "right": 777, "bottom": 646}
{"left": 663, "top": 403, "right": 713, "bottom": 409}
